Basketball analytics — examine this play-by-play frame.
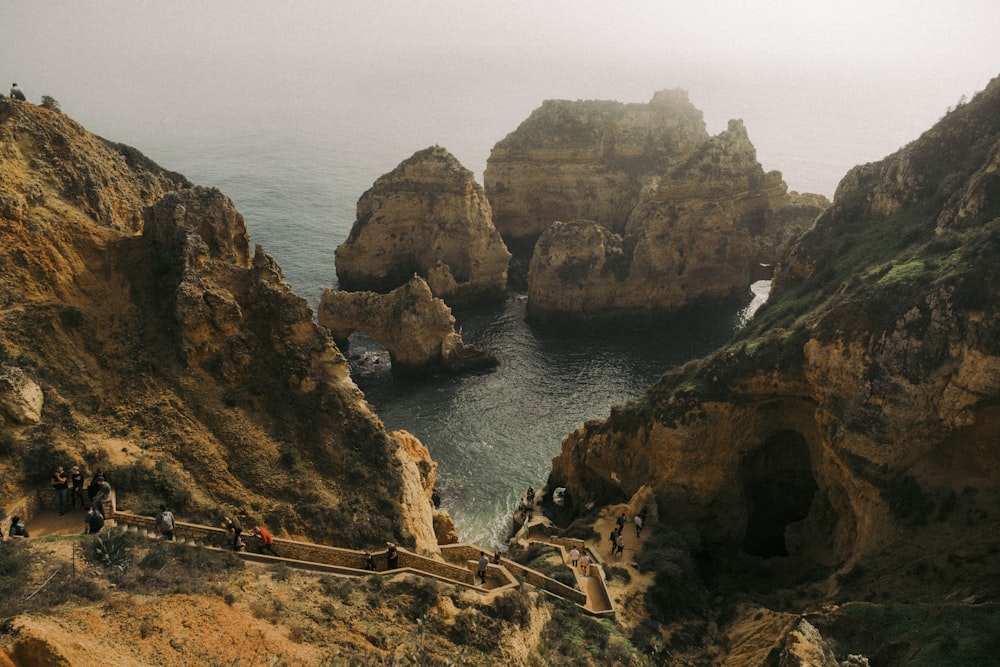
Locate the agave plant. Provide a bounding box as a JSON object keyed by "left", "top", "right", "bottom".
{"left": 94, "top": 528, "right": 130, "bottom": 572}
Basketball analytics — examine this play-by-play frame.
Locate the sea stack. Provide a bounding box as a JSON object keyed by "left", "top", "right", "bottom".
{"left": 335, "top": 146, "right": 511, "bottom": 306}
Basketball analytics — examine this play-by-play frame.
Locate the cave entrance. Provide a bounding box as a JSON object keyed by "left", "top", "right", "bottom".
{"left": 741, "top": 430, "right": 817, "bottom": 558}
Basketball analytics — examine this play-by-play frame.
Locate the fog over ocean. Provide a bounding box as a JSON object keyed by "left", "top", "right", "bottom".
{"left": 4, "top": 1, "right": 998, "bottom": 545}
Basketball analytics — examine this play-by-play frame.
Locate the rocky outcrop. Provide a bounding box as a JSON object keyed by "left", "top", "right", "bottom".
{"left": 318, "top": 275, "right": 498, "bottom": 377}
{"left": 335, "top": 146, "right": 511, "bottom": 305}
{"left": 486, "top": 92, "right": 828, "bottom": 320}
{"left": 0, "top": 366, "right": 43, "bottom": 425}
{"left": 547, "top": 76, "right": 1000, "bottom": 619}
{"left": 0, "top": 97, "right": 444, "bottom": 551}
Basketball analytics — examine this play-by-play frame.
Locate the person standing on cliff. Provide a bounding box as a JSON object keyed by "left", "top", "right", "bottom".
{"left": 477, "top": 552, "right": 489, "bottom": 585}
{"left": 69, "top": 466, "right": 86, "bottom": 510}
{"left": 9, "top": 83, "right": 26, "bottom": 101}
{"left": 51, "top": 465, "right": 69, "bottom": 516}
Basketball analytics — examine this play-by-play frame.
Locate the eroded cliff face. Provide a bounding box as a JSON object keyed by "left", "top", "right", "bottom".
{"left": 488, "top": 93, "right": 827, "bottom": 320}
{"left": 317, "top": 275, "right": 498, "bottom": 376}
{"left": 0, "top": 98, "right": 439, "bottom": 551}
{"left": 334, "top": 146, "right": 510, "bottom": 306}
{"left": 548, "top": 76, "right": 1000, "bottom": 613}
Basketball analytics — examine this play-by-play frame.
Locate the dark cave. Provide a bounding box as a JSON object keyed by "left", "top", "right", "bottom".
{"left": 741, "top": 430, "right": 818, "bottom": 558}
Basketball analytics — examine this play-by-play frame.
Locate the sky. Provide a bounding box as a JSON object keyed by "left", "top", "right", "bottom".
{"left": 2, "top": 1, "right": 999, "bottom": 197}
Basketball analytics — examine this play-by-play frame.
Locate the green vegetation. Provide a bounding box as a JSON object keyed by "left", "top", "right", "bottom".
{"left": 825, "top": 602, "right": 1000, "bottom": 667}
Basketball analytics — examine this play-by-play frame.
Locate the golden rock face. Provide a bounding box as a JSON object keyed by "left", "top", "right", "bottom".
{"left": 0, "top": 99, "right": 432, "bottom": 550}
{"left": 487, "top": 94, "right": 828, "bottom": 322}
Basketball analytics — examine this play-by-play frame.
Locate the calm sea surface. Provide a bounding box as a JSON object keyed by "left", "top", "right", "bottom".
{"left": 136, "top": 122, "right": 774, "bottom": 549}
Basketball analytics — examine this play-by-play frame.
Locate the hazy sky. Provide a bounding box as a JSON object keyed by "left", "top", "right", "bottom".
{"left": 2, "top": 1, "right": 999, "bottom": 196}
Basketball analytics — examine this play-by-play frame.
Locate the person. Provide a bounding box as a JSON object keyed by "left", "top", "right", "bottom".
{"left": 223, "top": 517, "right": 242, "bottom": 551}
{"left": 252, "top": 525, "right": 277, "bottom": 556}
{"left": 84, "top": 507, "right": 105, "bottom": 534}
{"left": 609, "top": 526, "right": 619, "bottom": 552}
{"left": 156, "top": 504, "right": 175, "bottom": 541}
{"left": 386, "top": 542, "right": 399, "bottom": 569}
{"left": 616, "top": 512, "right": 626, "bottom": 532}
{"left": 477, "top": 551, "right": 489, "bottom": 585}
{"left": 580, "top": 553, "right": 591, "bottom": 577}
{"left": 493, "top": 549, "right": 502, "bottom": 565}
{"left": 365, "top": 551, "right": 377, "bottom": 571}
{"left": 9, "top": 83, "right": 26, "bottom": 101}
{"left": 634, "top": 513, "right": 644, "bottom": 537}
{"left": 51, "top": 465, "right": 69, "bottom": 515}
{"left": 568, "top": 546, "right": 580, "bottom": 568}
{"left": 69, "top": 466, "right": 86, "bottom": 509}
{"left": 87, "top": 469, "right": 106, "bottom": 502}
{"left": 92, "top": 476, "right": 112, "bottom": 515}
{"left": 615, "top": 532, "right": 625, "bottom": 557}
{"left": 8, "top": 516, "right": 28, "bottom": 539}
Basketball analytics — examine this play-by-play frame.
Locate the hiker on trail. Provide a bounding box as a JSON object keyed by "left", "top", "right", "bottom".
{"left": 92, "top": 476, "right": 112, "bottom": 515}
{"left": 477, "top": 552, "right": 489, "bottom": 585}
{"left": 580, "top": 553, "right": 591, "bottom": 576}
{"left": 386, "top": 542, "right": 399, "bottom": 569}
{"left": 69, "top": 466, "right": 86, "bottom": 509}
{"left": 610, "top": 526, "right": 619, "bottom": 552}
{"left": 634, "top": 513, "right": 644, "bottom": 537}
{"left": 84, "top": 507, "right": 105, "bottom": 534}
{"left": 156, "top": 505, "right": 175, "bottom": 541}
{"left": 9, "top": 83, "right": 26, "bottom": 101}
{"left": 51, "top": 465, "right": 69, "bottom": 515}
{"left": 365, "top": 551, "right": 377, "bottom": 571}
{"left": 493, "top": 549, "right": 502, "bottom": 565}
{"left": 569, "top": 546, "right": 580, "bottom": 568}
{"left": 8, "top": 516, "right": 28, "bottom": 539}
{"left": 615, "top": 532, "right": 625, "bottom": 557}
{"left": 223, "top": 516, "right": 242, "bottom": 551}
{"left": 252, "top": 524, "right": 277, "bottom": 556}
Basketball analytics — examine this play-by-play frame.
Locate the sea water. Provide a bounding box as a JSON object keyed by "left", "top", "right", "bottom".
{"left": 133, "top": 118, "right": 776, "bottom": 549}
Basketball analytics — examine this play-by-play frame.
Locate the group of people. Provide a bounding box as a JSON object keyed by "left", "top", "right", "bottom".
{"left": 517, "top": 486, "right": 536, "bottom": 524}
{"left": 222, "top": 516, "right": 277, "bottom": 556}
{"left": 47, "top": 464, "right": 112, "bottom": 535}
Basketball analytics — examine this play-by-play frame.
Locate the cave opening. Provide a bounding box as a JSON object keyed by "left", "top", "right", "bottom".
{"left": 741, "top": 430, "right": 817, "bottom": 558}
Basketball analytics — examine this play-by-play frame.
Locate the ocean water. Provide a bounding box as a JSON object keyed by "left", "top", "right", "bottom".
{"left": 128, "top": 102, "right": 788, "bottom": 549}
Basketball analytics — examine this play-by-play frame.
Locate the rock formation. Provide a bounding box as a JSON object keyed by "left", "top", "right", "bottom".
{"left": 485, "top": 91, "right": 828, "bottom": 319}
{"left": 0, "top": 366, "right": 43, "bottom": 425}
{"left": 0, "top": 97, "right": 443, "bottom": 550}
{"left": 335, "top": 146, "right": 511, "bottom": 306}
{"left": 546, "top": 76, "right": 1000, "bottom": 654}
{"left": 318, "top": 275, "right": 498, "bottom": 377}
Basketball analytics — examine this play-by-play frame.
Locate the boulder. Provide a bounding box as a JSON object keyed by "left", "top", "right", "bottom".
{"left": 335, "top": 146, "right": 510, "bottom": 306}
{"left": 0, "top": 365, "right": 43, "bottom": 425}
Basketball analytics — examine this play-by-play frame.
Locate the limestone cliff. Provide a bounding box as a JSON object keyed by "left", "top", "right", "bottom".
{"left": 317, "top": 275, "right": 498, "bottom": 376}
{"left": 0, "top": 98, "right": 440, "bottom": 551}
{"left": 546, "top": 76, "right": 1000, "bottom": 655}
{"left": 335, "top": 146, "right": 511, "bottom": 305}
{"left": 486, "top": 92, "right": 827, "bottom": 319}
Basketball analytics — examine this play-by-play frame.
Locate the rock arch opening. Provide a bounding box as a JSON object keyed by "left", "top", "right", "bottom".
{"left": 741, "top": 430, "right": 817, "bottom": 558}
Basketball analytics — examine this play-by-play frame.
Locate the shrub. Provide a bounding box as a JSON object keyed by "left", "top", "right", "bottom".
{"left": 39, "top": 95, "right": 61, "bottom": 112}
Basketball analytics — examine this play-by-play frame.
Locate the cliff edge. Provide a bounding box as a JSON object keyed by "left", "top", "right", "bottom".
{"left": 0, "top": 97, "right": 441, "bottom": 553}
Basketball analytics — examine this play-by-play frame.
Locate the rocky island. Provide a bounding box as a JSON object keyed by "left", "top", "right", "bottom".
{"left": 485, "top": 90, "right": 828, "bottom": 322}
